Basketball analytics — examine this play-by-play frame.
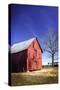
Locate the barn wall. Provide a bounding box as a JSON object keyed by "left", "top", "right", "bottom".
{"left": 27, "top": 39, "right": 42, "bottom": 71}
{"left": 11, "top": 50, "right": 27, "bottom": 72}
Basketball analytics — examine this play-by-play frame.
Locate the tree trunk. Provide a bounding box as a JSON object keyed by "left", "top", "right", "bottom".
{"left": 52, "top": 54, "right": 54, "bottom": 67}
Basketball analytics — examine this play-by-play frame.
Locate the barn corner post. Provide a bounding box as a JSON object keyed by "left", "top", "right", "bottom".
{"left": 26, "top": 49, "right": 29, "bottom": 72}
{"left": 27, "top": 58, "right": 29, "bottom": 72}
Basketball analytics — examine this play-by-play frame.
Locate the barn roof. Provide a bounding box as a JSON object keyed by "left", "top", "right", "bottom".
{"left": 11, "top": 37, "right": 35, "bottom": 53}
{"left": 11, "top": 37, "right": 43, "bottom": 54}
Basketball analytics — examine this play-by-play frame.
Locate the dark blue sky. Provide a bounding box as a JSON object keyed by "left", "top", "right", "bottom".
{"left": 9, "top": 4, "right": 58, "bottom": 64}
{"left": 9, "top": 4, "right": 58, "bottom": 45}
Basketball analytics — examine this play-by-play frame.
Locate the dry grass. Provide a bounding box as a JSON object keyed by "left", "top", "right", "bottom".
{"left": 11, "top": 67, "right": 58, "bottom": 86}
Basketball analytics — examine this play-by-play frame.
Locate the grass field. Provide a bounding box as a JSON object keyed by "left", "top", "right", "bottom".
{"left": 11, "top": 67, "right": 58, "bottom": 86}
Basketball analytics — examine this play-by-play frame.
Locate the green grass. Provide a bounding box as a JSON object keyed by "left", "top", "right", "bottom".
{"left": 11, "top": 67, "right": 58, "bottom": 86}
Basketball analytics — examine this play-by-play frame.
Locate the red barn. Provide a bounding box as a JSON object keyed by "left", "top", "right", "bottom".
{"left": 11, "top": 37, "right": 43, "bottom": 72}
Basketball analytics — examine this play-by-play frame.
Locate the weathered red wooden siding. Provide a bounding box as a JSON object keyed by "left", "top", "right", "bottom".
{"left": 27, "top": 38, "right": 42, "bottom": 71}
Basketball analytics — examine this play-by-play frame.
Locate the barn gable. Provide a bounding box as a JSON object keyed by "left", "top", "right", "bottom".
{"left": 28, "top": 37, "right": 43, "bottom": 53}
{"left": 35, "top": 38, "right": 43, "bottom": 53}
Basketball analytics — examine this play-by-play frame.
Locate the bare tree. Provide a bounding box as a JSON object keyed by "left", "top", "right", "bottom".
{"left": 44, "top": 30, "right": 58, "bottom": 67}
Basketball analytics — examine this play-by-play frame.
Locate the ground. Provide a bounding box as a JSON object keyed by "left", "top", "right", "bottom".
{"left": 11, "top": 67, "right": 58, "bottom": 86}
